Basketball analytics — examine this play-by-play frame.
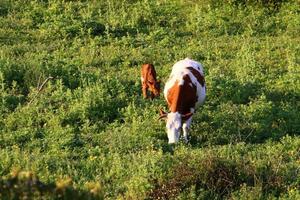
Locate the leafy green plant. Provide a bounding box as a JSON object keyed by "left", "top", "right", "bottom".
{"left": 0, "top": 0, "right": 299, "bottom": 199}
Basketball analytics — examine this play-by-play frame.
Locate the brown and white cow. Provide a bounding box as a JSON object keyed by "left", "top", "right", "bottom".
{"left": 141, "top": 63, "right": 160, "bottom": 99}
{"left": 159, "top": 58, "right": 206, "bottom": 143}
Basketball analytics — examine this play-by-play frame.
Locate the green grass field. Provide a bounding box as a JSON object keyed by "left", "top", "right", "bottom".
{"left": 0, "top": 0, "right": 299, "bottom": 199}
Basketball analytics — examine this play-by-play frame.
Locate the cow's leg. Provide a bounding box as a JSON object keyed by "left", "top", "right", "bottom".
{"left": 142, "top": 83, "right": 148, "bottom": 98}
{"left": 150, "top": 92, "right": 155, "bottom": 100}
{"left": 182, "top": 117, "right": 192, "bottom": 143}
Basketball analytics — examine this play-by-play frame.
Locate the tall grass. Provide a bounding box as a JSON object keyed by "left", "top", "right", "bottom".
{"left": 0, "top": 0, "right": 299, "bottom": 199}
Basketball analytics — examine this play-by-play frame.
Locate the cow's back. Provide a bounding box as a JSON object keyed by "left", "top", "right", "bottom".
{"left": 171, "top": 58, "right": 204, "bottom": 76}
{"left": 164, "top": 58, "right": 206, "bottom": 110}
{"left": 141, "top": 64, "right": 157, "bottom": 82}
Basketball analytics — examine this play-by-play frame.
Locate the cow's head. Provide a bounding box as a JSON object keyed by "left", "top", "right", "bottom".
{"left": 148, "top": 80, "right": 160, "bottom": 96}
{"left": 159, "top": 109, "right": 193, "bottom": 143}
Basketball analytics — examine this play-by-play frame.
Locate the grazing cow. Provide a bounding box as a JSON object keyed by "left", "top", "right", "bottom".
{"left": 141, "top": 63, "right": 160, "bottom": 99}
{"left": 159, "top": 58, "right": 206, "bottom": 143}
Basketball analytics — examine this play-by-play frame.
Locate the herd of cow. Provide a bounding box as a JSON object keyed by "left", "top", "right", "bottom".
{"left": 140, "top": 58, "right": 206, "bottom": 144}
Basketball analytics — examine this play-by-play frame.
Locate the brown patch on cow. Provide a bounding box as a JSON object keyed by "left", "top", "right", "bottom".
{"left": 166, "top": 75, "right": 197, "bottom": 120}
{"left": 141, "top": 63, "right": 160, "bottom": 99}
{"left": 187, "top": 67, "right": 205, "bottom": 87}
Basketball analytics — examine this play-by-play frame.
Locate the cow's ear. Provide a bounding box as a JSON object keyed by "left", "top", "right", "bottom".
{"left": 159, "top": 108, "right": 167, "bottom": 120}
{"left": 182, "top": 112, "right": 193, "bottom": 121}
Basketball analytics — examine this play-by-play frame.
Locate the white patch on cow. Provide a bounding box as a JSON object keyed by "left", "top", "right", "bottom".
{"left": 182, "top": 117, "right": 192, "bottom": 143}
{"left": 172, "top": 58, "right": 204, "bottom": 76}
{"left": 166, "top": 112, "right": 181, "bottom": 144}
{"left": 141, "top": 77, "right": 144, "bottom": 82}
{"left": 179, "top": 79, "right": 184, "bottom": 85}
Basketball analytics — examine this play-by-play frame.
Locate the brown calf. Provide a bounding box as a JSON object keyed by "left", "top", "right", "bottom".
{"left": 141, "top": 63, "right": 160, "bottom": 99}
